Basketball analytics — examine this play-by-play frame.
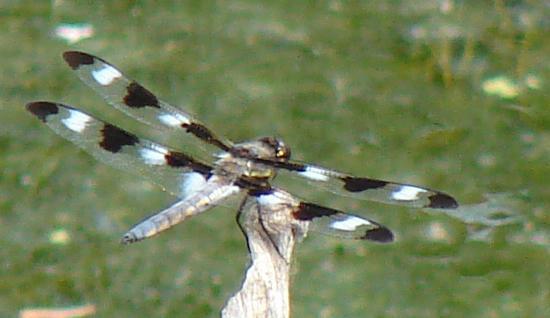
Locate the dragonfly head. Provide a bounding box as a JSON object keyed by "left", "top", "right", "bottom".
{"left": 258, "top": 136, "right": 291, "bottom": 161}
{"left": 229, "top": 137, "right": 291, "bottom": 163}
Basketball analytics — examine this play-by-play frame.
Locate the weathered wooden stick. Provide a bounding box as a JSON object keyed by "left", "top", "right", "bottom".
{"left": 221, "top": 194, "right": 308, "bottom": 318}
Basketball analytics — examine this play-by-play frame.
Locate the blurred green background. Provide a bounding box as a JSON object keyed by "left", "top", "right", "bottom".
{"left": 1, "top": 1, "right": 548, "bottom": 317}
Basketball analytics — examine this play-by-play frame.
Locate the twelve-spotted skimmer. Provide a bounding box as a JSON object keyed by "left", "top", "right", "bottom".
{"left": 26, "top": 51, "right": 458, "bottom": 245}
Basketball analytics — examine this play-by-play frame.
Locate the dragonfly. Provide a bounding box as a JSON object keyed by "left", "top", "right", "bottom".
{"left": 26, "top": 51, "right": 458, "bottom": 245}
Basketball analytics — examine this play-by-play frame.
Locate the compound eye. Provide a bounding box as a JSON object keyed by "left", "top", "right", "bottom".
{"left": 276, "top": 145, "right": 290, "bottom": 160}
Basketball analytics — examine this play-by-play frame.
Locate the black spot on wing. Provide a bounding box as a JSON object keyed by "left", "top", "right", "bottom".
{"left": 99, "top": 124, "right": 138, "bottom": 153}
{"left": 427, "top": 192, "right": 458, "bottom": 209}
{"left": 164, "top": 151, "right": 213, "bottom": 176}
{"left": 250, "top": 158, "right": 306, "bottom": 172}
{"left": 341, "top": 177, "right": 388, "bottom": 192}
{"left": 237, "top": 178, "right": 272, "bottom": 194}
{"left": 293, "top": 202, "right": 337, "bottom": 221}
{"left": 280, "top": 161, "right": 306, "bottom": 171}
{"left": 63, "top": 51, "right": 94, "bottom": 70}
{"left": 26, "top": 102, "right": 59, "bottom": 122}
{"left": 362, "top": 226, "right": 394, "bottom": 243}
{"left": 165, "top": 151, "right": 193, "bottom": 167}
{"left": 183, "top": 122, "right": 230, "bottom": 151}
{"left": 244, "top": 187, "right": 269, "bottom": 197}
{"left": 123, "top": 82, "right": 160, "bottom": 108}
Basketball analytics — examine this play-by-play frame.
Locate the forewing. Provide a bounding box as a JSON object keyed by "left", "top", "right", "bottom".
{"left": 255, "top": 159, "right": 458, "bottom": 209}
{"left": 62, "top": 51, "right": 232, "bottom": 152}
{"left": 26, "top": 101, "right": 213, "bottom": 198}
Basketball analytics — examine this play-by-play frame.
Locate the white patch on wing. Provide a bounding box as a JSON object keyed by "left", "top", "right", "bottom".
{"left": 330, "top": 216, "right": 372, "bottom": 231}
{"left": 179, "top": 172, "right": 207, "bottom": 198}
{"left": 214, "top": 152, "right": 230, "bottom": 159}
{"left": 91, "top": 65, "right": 122, "bottom": 86}
{"left": 139, "top": 145, "right": 168, "bottom": 165}
{"left": 391, "top": 185, "right": 427, "bottom": 201}
{"left": 257, "top": 192, "right": 288, "bottom": 206}
{"left": 61, "top": 110, "right": 92, "bottom": 132}
{"left": 298, "top": 166, "right": 330, "bottom": 181}
{"left": 158, "top": 113, "right": 190, "bottom": 126}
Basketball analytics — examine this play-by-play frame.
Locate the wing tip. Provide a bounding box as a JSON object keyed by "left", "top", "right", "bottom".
{"left": 363, "top": 226, "right": 394, "bottom": 243}
{"left": 428, "top": 192, "right": 459, "bottom": 209}
{"left": 62, "top": 51, "right": 94, "bottom": 70}
{"left": 26, "top": 101, "right": 59, "bottom": 122}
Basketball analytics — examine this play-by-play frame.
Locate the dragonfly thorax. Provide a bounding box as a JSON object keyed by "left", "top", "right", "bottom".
{"left": 214, "top": 136, "right": 290, "bottom": 179}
